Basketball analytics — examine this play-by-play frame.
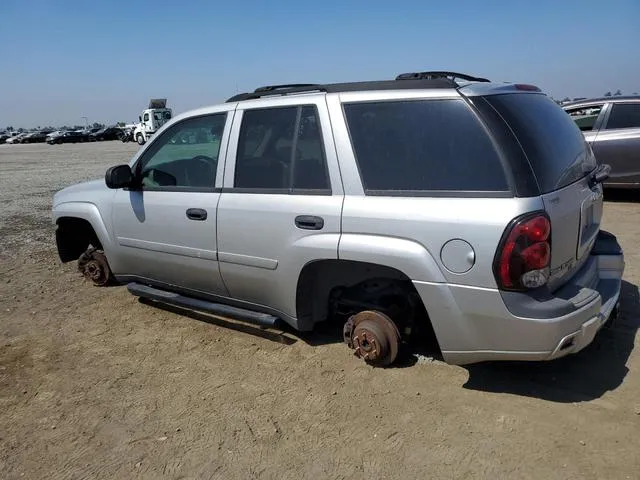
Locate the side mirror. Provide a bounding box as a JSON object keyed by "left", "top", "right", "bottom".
{"left": 138, "top": 116, "right": 142, "bottom": 122}
{"left": 105, "top": 164, "right": 134, "bottom": 189}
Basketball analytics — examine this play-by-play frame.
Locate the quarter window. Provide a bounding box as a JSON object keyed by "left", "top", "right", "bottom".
{"left": 234, "top": 106, "right": 330, "bottom": 192}
{"left": 343, "top": 99, "right": 508, "bottom": 193}
{"left": 605, "top": 103, "right": 640, "bottom": 129}
{"left": 136, "top": 113, "right": 227, "bottom": 189}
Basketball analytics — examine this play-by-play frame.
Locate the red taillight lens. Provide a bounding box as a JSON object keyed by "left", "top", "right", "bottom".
{"left": 522, "top": 216, "right": 550, "bottom": 242}
{"left": 495, "top": 213, "right": 551, "bottom": 291}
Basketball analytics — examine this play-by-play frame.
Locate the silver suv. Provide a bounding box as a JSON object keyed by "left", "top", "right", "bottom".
{"left": 52, "top": 71, "right": 625, "bottom": 367}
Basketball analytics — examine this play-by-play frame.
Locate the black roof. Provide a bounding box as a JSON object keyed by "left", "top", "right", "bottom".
{"left": 226, "top": 71, "right": 490, "bottom": 103}
{"left": 563, "top": 95, "right": 640, "bottom": 107}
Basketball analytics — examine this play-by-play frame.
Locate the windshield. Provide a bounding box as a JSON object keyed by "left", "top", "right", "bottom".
{"left": 484, "top": 93, "right": 596, "bottom": 193}
{"left": 153, "top": 110, "right": 171, "bottom": 122}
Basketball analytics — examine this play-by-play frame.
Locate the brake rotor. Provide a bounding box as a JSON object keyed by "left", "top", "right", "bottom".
{"left": 78, "top": 248, "right": 111, "bottom": 286}
{"left": 345, "top": 310, "right": 400, "bottom": 367}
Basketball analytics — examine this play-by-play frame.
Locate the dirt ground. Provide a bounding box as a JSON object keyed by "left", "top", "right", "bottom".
{"left": 1, "top": 142, "right": 639, "bottom": 480}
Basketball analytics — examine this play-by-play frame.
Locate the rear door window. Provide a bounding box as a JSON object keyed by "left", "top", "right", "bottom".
{"left": 485, "top": 93, "right": 596, "bottom": 193}
{"left": 343, "top": 99, "right": 508, "bottom": 194}
{"left": 234, "top": 105, "right": 330, "bottom": 192}
{"left": 604, "top": 103, "right": 640, "bottom": 129}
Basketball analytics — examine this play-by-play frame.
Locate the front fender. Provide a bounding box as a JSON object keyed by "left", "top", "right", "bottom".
{"left": 52, "top": 202, "right": 114, "bottom": 252}
{"left": 338, "top": 234, "right": 446, "bottom": 283}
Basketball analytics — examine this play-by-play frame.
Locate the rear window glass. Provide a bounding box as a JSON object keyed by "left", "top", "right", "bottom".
{"left": 486, "top": 94, "right": 596, "bottom": 193}
{"left": 343, "top": 99, "right": 508, "bottom": 193}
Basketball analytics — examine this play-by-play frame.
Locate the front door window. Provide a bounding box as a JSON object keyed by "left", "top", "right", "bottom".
{"left": 136, "top": 113, "right": 227, "bottom": 190}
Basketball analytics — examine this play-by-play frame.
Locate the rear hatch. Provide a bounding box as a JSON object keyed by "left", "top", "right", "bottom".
{"left": 481, "top": 92, "right": 601, "bottom": 290}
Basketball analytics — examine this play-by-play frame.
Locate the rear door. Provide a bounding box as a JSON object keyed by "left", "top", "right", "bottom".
{"left": 484, "top": 93, "right": 601, "bottom": 289}
{"left": 217, "top": 96, "right": 343, "bottom": 321}
{"left": 591, "top": 101, "right": 640, "bottom": 187}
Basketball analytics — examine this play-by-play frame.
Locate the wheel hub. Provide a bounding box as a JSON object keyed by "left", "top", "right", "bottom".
{"left": 84, "top": 260, "right": 104, "bottom": 282}
{"left": 353, "top": 328, "right": 383, "bottom": 362}
{"left": 343, "top": 310, "right": 401, "bottom": 367}
{"left": 78, "top": 248, "right": 111, "bottom": 286}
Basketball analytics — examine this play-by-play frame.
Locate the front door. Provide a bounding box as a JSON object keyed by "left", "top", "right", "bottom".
{"left": 216, "top": 98, "right": 344, "bottom": 322}
{"left": 111, "top": 109, "right": 233, "bottom": 296}
{"left": 142, "top": 111, "right": 152, "bottom": 136}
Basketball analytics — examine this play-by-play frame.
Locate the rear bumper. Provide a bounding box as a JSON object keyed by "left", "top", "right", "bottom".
{"left": 414, "top": 231, "right": 624, "bottom": 365}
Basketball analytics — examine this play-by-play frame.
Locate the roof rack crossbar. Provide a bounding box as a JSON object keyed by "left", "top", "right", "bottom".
{"left": 396, "top": 71, "right": 490, "bottom": 83}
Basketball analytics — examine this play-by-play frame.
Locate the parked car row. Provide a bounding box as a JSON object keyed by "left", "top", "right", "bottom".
{"left": 47, "top": 130, "right": 92, "bottom": 144}
{"left": 1, "top": 130, "right": 52, "bottom": 144}
{"left": 0, "top": 126, "right": 127, "bottom": 145}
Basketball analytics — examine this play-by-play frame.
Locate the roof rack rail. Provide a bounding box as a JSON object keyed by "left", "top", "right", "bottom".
{"left": 226, "top": 84, "right": 327, "bottom": 103}
{"left": 254, "top": 83, "right": 322, "bottom": 93}
{"left": 396, "top": 71, "right": 490, "bottom": 83}
{"left": 225, "top": 77, "right": 461, "bottom": 103}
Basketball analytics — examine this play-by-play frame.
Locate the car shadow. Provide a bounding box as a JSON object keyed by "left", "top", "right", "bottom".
{"left": 137, "top": 297, "right": 297, "bottom": 345}
{"left": 139, "top": 299, "right": 425, "bottom": 367}
{"left": 604, "top": 188, "right": 639, "bottom": 203}
{"left": 461, "top": 280, "right": 639, "bottom": 402}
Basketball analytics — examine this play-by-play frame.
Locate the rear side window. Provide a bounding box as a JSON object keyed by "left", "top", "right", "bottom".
{"left": 605, "top": 103, "right": 640, "bottom": 129}
{"left": 485, "top": 94, "right": 596, "bottom": 193}
{"left": 343, "top": 99, "right": 508, "bottom": 193}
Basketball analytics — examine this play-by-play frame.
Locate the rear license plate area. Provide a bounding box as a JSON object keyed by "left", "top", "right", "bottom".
{"left": 578, "top": 188, "right": 603, "bottom": 258}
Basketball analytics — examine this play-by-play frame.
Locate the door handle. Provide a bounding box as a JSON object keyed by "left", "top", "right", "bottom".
{"left": 295, "top": 215, "right": 324, "bottom": 230}
{"left": 186, "top": 208, "right": 208, "bottom": 221}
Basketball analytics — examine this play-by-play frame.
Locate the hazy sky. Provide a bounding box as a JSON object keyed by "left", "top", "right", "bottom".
{"left": 1, "top": 0, "right": 639, "bottom": 128}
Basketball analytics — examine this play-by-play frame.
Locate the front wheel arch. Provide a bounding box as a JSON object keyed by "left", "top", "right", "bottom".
{"left": 55, "top": 217, "right": 103, "bottom": 263}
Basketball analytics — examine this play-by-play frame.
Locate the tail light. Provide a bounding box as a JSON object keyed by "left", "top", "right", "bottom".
{"left": 494, "top": 212, "right": 551, "bottom": 291}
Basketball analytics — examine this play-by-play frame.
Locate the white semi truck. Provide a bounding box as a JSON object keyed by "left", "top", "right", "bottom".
{"left": 133, "top": 99, "right": 172, "bottom": 145}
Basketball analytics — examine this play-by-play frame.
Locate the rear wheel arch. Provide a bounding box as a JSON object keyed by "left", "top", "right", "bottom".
{"left": 295, "top": 259, "right": 438, "bottom": 345}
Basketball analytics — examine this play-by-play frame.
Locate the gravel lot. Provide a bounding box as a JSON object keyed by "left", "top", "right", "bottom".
{"left": 1, "top": 142, "right": 639, "bottom": 479}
